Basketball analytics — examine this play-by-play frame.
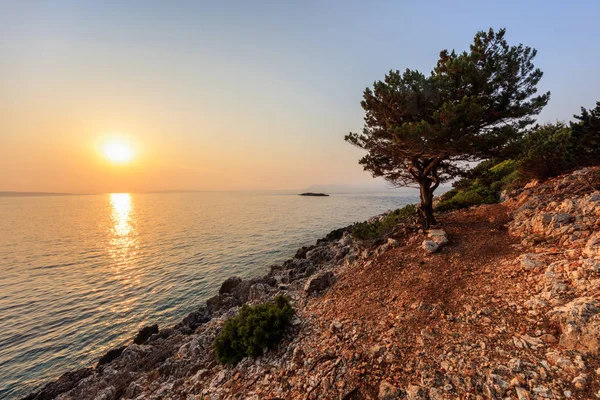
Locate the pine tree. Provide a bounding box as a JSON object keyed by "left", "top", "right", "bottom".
{"left": 346, "top": 28, "right": 550, "bottom": 228}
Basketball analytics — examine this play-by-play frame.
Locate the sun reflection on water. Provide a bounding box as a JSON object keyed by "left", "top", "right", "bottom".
{"left": 109, "top": 193, "right": 140, "bottom": 291}
{"left": 110, "top": 193, "right": 133, "bottom": 237}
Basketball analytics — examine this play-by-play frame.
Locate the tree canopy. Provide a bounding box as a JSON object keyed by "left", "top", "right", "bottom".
{"left": 346, "top": 28, "right": 550, "bottom": 228}
{"left": 570, "top": 101, "right": 600, "bottom": 167}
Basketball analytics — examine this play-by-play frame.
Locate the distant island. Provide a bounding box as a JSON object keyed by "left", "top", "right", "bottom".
{"left": 298, "top": 192, "right": 329, "bottom": 197}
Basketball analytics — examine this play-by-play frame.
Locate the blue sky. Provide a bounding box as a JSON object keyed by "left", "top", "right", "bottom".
{"left": 1, "top": 1, "right": 599, "bottom": 192}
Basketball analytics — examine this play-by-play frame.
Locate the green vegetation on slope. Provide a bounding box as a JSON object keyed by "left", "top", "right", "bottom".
{"left": 214, "top": 295, "right": 294, "bottom": 364}
{"left": 351, "top": 204, "right": 417, "bottom": 240}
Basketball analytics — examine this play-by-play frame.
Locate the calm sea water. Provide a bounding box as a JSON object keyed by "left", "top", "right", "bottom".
{"left": 0, "top": 191, "right": 415, "bottom": 398}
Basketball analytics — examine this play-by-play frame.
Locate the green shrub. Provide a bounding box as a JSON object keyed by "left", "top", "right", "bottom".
{"left": 350, "top": 221, "right": 381, "bottom": 240}
{"left": 351, "top": 204, "right": 417, "bottom": 240}
{"left": 570, "top": 101, "right": 600, "bottom": 168}
{"left": 518, "top": 123, "right": 573, "bottom": 180}
{"left": 488, "top": 159, "right": 517, "bottom": 179}
{"left": 490, "top": 181, "right": 503, "bottom": 192}
{"left": 214, "top": 295, "right": 294, "bottom": 364}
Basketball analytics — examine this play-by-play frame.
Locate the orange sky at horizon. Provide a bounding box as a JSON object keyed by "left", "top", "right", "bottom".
{"left": 2, "top": 2, "right": 599, "bottom": 194}
{"left": 0, "top": 99, "right": 371, "bottom": 193}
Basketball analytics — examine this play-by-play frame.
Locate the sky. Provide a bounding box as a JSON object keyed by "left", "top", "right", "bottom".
{"left": 1, "top": 1, "right": 599, "bottom": 194}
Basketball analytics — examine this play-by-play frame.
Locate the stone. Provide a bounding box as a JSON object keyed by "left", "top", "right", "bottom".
{"left": 22, "top": 368, "right": 93, "bottom": 400}
{"left": 584, "top": 232, "right": 600, "bottom": 257}
{"left": 550, "top": 297, "right": 600, "bottom": 354}
{"left": 294, "top": 245, "right": 314, "bottom": 259}
{"left": 133, "top": 324, "right": 159, "bottom": 345}
{"left": 370, "top": 345, "right": 386, "bottom": 358}
{"left": 387, "top": 238, "right": 399, "bottom": 247}
{"left": 124, "top": 381, "right": 142, "bottom": 399}
{"left": 219, "top": 276, "right": 242, "bottom": 295}
{"left": 515, "top": 387, "right": 531, "bottom": 400}
{"left": 94, "top": 386, "right": 116, "bottom": 400}
{"left": 572, "top": 374, "right": 587, "bottom": 390}
{"left": 422, "top": 240, "right": 440, "bottom": 253}
{"left": 406, "top": 384, "right": 428, "bottom": 400}
{"left": 551, "top": 213, "right": 574, "bottom": 226}
{"left": 334, "top": 245, "right": 350, "bottom": 261}
{"left": 292, "top": 346, "right": 305, "bottom": 367}
{"left": 378, "top": 380, "right": 400, "bottom": 400}
{"left": 180, "top": 306, "right": 211, "bottom": 330}
{"left": 339, "top": 231, "right": 352, "bottom": 246}
{"left": 248, "top": 283, "right": 269, "bottom": 302}
{"left": 519, "top": 253, "right": 545, "bottom": 270}
{"left": 97, "top": 345, "right": 126, "bottom": 366}
{"left": 306, "top": 246, "right": 334, "bottom": 264}
{"left": 422, "top": 229, "right": 448, "bottom": 253}
{"left": 304, "top": 271, "right": 335, "bottom": 294}
{"left": 532, "top": 385, "right": 551, "bottom": 398}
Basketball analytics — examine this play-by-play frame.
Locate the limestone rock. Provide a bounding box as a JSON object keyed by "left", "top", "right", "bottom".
{"left": 378, "top": 380, "right": 400, "bottom": 400}
{"left": 306, "top": 246, "right": 334, "bottom": 264}
{"left": 422, "top": 239, "right": 439, "bottom": 253}
{"left": 304, "top": 271, "right": 335, "bottom": 294}
{"left": 422, "top": 229, "right": 448, "bottom": 253}
{"left": 550, "top": 296, "right": 600, "bottom": 354}
{"left": 133, "top": 324, "right": 158, "bottom": 345}
{"left": 406, "top": 384, "right": 429, "bottom": 400}
{"left": 584, "top": 232, "right": 600, "bottom": 257}
{"left": 219, "top": 276, "right": 243, "bottom": 295}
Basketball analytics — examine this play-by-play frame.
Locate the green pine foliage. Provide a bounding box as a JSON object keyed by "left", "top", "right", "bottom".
{"left": 345, "top": 28, "right": 550, "bottom": 228}
{"left": 436, "top": 105, "right": 600, "bottom": 213}
{"left": 570, "top": 101, "right": 600, "bottom": 167}
{"left": 517, "top": 123, "right": 573, "bottom": 180}
{"left": 214, "top": 295, "right": 294, "bottom": 364}
{"left": 436, "top": 158, "right": 519, "bottom": 212}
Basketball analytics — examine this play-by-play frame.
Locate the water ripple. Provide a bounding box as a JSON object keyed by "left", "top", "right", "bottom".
{"left": 0, "top": 192, "right": 415, "bottom": 398}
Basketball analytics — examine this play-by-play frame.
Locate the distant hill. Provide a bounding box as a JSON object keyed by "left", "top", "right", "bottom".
{"left": 301, "top": 183, "right": 416, "bottom": 195}
{"left": 302, "top": 182, "right": 452, "bottom": 195}
{"left": 0, "top": 191, "right": 74, "bottom": 198}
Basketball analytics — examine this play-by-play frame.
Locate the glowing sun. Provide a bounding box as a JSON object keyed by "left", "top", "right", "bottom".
{"left": 103, "top": 142, "right": 133, "bottom": 163}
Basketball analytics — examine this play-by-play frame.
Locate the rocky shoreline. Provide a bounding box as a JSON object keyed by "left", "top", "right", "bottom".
{"left": 23, "top": 210, "right": 399, "bottom": 400}
{"left": 23, "top": 167, "right": 600, "bottom": 400}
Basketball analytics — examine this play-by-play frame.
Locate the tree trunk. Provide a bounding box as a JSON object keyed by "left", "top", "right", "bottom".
{"left": 418, "top": 179, "right": 437, "bottom": 229}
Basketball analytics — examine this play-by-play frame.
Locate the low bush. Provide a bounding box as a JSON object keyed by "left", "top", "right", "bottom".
{"left": 434, "top": 101, "right": 600, "bottom": 213}
{"left": 436, "top": 182, "right": 499, "bottom": 211}
{"left": 214, "top": 295, "right": 294, "bottom": 364}
{"left": 570, "top": 101, "right": 600, "bottom": 168}
{"left": 435, "top": 158, "right": 519, "bottom": 212}
{"left": 351, "top": 204, "right": 417, "bottom": 240}
{"left": 517, "top": 123, "right": 573, "bottom": 180}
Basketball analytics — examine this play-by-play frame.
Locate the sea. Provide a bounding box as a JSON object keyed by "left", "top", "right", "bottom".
{"left": 0, "top": 191, "right": 416, "bottom": 398}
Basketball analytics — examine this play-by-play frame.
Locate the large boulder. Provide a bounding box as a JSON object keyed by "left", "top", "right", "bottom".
{"left": 133, "top": 324, "right": 159, "bottom": 344}
{"left": 550, "top": 297, "right": 600, "bottom": 354}
{"left": 304, "top": 271, "right": 335, "bottom": 294}
{"left": 97, "top": 346, "right": 126, "bottom": 367}
{"left": 179, "top": 306, "right": 211, "bottom": 331}
{"left": 22, "top": 368, "right": 93, "bottom": 400}
{"left": 422, "top": 229, "right": 448, "bottom": 254}
{"left": 206, "top": 294, "right": 239, "bottom": 313}
{"left": 306, "top": 246, "right": 334, "bottom": 264}
{"left": 219, "top": 276, "right": 242, "bottom": 295}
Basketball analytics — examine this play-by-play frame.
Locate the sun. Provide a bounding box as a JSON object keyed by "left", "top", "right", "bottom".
{"left": 103, "top": 142, "right": 133, "bottom": 163}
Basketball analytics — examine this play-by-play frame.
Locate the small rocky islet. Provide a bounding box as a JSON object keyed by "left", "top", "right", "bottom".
{"left": 25, "top": 167, "right": 600, "bottom": 399}
{"left": 299, "top": 193, "right": 330, "bottom": 197}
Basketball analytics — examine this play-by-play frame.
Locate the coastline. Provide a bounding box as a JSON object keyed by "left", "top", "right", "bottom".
{"left": 22, "top": 168, "right": 600, "bottom": 399}
{"left": 22, "top": 209, "right": 397, "bottom": 400}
